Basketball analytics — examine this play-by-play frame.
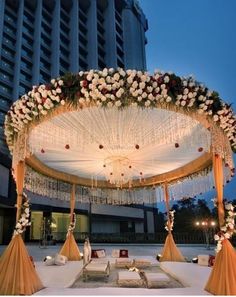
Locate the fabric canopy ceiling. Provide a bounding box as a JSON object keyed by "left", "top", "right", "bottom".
{"left": 28, "top": 106, "right": 211, "bottom": 186}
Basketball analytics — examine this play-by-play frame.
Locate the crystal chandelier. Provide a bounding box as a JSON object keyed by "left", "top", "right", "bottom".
{"left": 103, "top": 156, "right": 133, "bottom": 187}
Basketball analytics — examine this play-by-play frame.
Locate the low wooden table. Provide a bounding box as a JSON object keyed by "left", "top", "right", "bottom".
{"left": 117, "top": 271, "right": 143, "bottom": 287}
{"left": 83, "top": 261, "right": 110, "bottom": 281}
{"left": 143, "top": 272, "right": 170, "bottom": 288}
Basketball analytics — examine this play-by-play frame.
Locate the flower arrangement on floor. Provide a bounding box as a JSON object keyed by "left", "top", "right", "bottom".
{"left": 165, "top": 209, "right": 175, "bottom": 232}
{"left": 4, "top": 68, "right": 236, "bottom": 155}
{"left": 214, "top": 200, "right": 236, "bottom": 253}
{"left": 67, "top": 212, "right": 76, "bottom": 237}
{"left": 13, "top": 193, "right": 31, "bottom": 237}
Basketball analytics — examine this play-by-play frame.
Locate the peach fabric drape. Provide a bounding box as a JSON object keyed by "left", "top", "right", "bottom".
{"left": 59, "top": 184, "right": 81, "bottom": 261}
{"left": 0, "top": 160, "right": 44, "bottom": 295}
{"left": 15, "top": 161, "right": 25, "bottom": 221}
{"left": 0, "top": 234, "right": 44, "bottom": 295}
{"left": 160, "top": 184, "right": 185, "bottom": 262}
{"left": 212, "top": 154, "right": 225, "bottom": 227}
{"left": 205, "top": 155, "right": 236, "bottom": 295}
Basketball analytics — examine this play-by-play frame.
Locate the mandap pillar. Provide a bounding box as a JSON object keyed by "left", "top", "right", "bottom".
{"left": 59, "top": 184, "right": 81, "bottom": 260}
{"left": 0, "top": 161, "right": 43, "bottom": 295}
{"left": 159, "top": 183, "right": 185, "bottom": 262}
{"left": 205, "top": 154, "right": 236, "bottom": 295}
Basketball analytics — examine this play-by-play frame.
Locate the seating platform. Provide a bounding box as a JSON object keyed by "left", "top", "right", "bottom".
{"left": 117, "top": 271, "right": 143, "bottom": 287}
{"left": 144, "top": 272, "right": 170, "bottom": 288}
{"left": 83, "top": 261, "right": 110, "bottom": 281}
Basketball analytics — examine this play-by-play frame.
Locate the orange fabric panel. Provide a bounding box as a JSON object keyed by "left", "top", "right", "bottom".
{"left": 59, "top": 232, "right": 81, "bottom": 261}
{"left": 212, "top": 154, "right": 225, "bottom": 227}
{"left": 160, "top": 184, "right": 185, "bottom": 262}
{"left": 164, "top": 183, "right": 171, "bottom": 233}
{"left": 160, "top": 233, "right": 185, "bottom": 262}
{"left": 0, "top": 235, "right": 44, "bottom": 295}
{"left": 205, "top": 239, "right": 236, "bottom": 295}
{"left": 15, "top": 161, "right": 25, "bottom": 221}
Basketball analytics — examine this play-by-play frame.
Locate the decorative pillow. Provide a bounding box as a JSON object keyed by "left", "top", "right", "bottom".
{"left": 96, "top": 249, "right": 106, "bottom": 258}
{"left": 208, "top": 255, "right": 215, "bottom": 267}
{"left": 44, "top": 256, "right": 55, "bottom": 266}
{"left": 91, "top": 250, "right": 98, "bottom": 258}
{"left": 54, "top": 253, "right": 68, "bottom": 266}
{"left": 119, "top": 249, "right": 128, "bottom": 258}
{"left": 198, "top": 255, "right": 209, "bottom": 266}
{"left": 112, "top": 249, "right": 120, "bottom": 258}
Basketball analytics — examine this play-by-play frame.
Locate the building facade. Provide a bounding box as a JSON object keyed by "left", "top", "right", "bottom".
{"left": 0, "top": 0, "right": 158, "bottom": 244}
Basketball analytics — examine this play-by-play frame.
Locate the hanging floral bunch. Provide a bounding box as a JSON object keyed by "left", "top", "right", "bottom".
{"left": 4, "top": 69, "right": 236, "bottom": 154}
{"left": 214, "top": 200, "right": 236, "bottom": 253}
{"left": 13, "top": 193, "right": 31, "bottom": 237}
{"left": 67, "top": 212, "right": 76, "bottom": 237}
{"left": 165, "top": 209, "right": 175, "bottom": 232}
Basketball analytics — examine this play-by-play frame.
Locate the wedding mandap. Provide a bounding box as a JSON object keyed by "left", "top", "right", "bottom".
{"left": 0, "top": 68, "right": 236, "bottom": 295}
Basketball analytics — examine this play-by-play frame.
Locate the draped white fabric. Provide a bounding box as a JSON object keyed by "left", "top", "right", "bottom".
{"left": 28, "top": 106, "right": 211, "bottom": 185}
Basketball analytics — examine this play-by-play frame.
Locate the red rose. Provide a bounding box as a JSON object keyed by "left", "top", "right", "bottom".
{"left": 99, "top": 144, "right": 104, "bottom": 149}
{"left": 175, "top": 143, "right": 179, "bottom": 148}
{"left": 82, "top": 80, "right": 88, "bottom": 87}
{"left": 101, "top": 88, "right": 108, "bottom": 95}
{"left": 198, "top": 147, "right": 203, "bottom": 152}
{"left": 135, "top": 144, "right": 140, "bottom": 149}
{"left": 65, "top": 144, "right": 70, "bottom": 149}
{"left": 41, "top": 148, "right": 45, "bottom": 153}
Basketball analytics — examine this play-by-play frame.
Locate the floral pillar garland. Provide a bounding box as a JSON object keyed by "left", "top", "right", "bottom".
{"left": 67, "top": 212, "right": 76, "bottom": 237}
{"left": 214, "top": 200, "right": 236, "bottom": 253}
{"left": 13, "top": 193, "right": 31, "bottom": 237}
{"left": 165, "top": 209, "right": 175, "bottom": 232}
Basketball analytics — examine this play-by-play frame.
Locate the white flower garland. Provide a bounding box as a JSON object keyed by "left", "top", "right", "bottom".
{"left": 67, "top": 212, "right": 76, "bottom": 237}
{"left": 4, "top": 69, "right": 236, "bottom": 156}
{"left": 214, "top": 200, "right": 236, "bottom": 253}
{"left": 165, "top": 210, "right": 175, "bottom": 232}
{"left": 13, "top": 194, "right": 31, "bottom": 237}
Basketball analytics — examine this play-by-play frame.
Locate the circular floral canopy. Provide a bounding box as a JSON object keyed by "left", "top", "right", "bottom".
{"left": 4, "top": 68, "right": 235, "bottom": 202}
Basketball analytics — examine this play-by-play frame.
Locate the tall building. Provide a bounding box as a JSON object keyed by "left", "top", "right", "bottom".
{"left": 0, "top": 0, "right": 159, "bottom": 244}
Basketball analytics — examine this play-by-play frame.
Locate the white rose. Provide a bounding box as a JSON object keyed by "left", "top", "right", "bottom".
{"left": 51, "top": 79, "right": 56, "bottom": 84}
{"left": 145, "top": 100, "right": 151, "bottom": 107}
{"left": 148, "top": 94, "right": 154, "bottom": 100}
{"left": 58, "top": 80, "right": 64, "bottom": 86}
{"left": 225, "top": 203, "right": 232, "bottom": 210}
{"left": 115, "top": 100, "right": 121, "bottom": 107}
{"left": 137, "top": 96, "right": 142, "bottom": 102}
{"left": 181, "top": 101, "right": 186, "bottom": 107}
{"left": 114, "top": 73, "right": 120, "bottom": 81}
{"left": 41, "top": 110, "right": 47, "bottom": 115}
{"left": 225, "top": 233, "right": 231, "bottom": 239}
{"left": 60, "top": 100, "right": 65, "bottom": 105}
{"left": 160, "top": 84, "right": 166, "bottom": 90}
{"left": 213, "top": 115, "right": 219, "bottom": 121}
{"left": 166, "top": 96, "right": 172, "bottom": 103}
{"left": 139, "top": 82, "right": 145, "bottom": 89}
{"left": 142, "top": 92, "right": 147, "bottom": 98}
{"left": 56, "top": 88, "right": 61, "bottom": 94}
{"left": 164, "top": 76, "right": 169, "bottom": 83}
{"left": 79, "top": 98, "right": 85, "bottom": 104}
